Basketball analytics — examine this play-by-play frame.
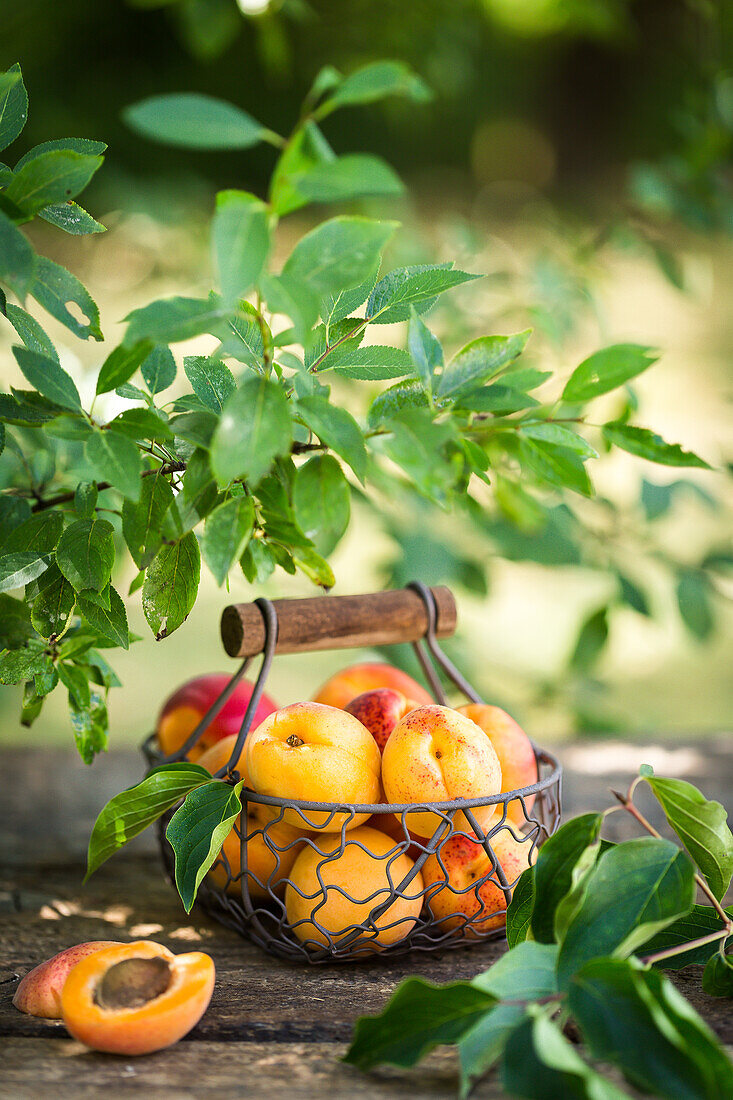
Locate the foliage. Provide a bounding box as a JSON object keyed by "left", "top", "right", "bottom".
{"left": 344, "top": 767, "right": 733, "bottom": 1098}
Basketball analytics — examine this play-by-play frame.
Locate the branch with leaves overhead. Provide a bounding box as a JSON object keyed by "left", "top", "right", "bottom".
{"left": 0, "top": 60, "right": 713, "bottom": 761}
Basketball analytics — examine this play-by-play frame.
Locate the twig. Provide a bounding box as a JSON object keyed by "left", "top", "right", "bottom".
{"left": 640, "top": 929, "right": 728, "bottom": 967}
{"left": 28, "top": 462, "right": 186, "bottom": 513}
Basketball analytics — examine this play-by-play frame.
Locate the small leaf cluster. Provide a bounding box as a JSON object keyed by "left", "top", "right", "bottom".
{"left": 345, "top": 768, "right": 733, "bottom": 1098}
{"left": 0, "top": 61, "right": 713, "bottom": 760}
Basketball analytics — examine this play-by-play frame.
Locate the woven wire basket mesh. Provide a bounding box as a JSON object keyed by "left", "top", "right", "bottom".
{"left": 143, "top": 583, "right": 562, "bottom": 963}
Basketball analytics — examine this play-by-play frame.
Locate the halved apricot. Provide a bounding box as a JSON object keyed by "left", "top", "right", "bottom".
{"left": 61, "top": 940, "right": 215, "bottom": 1055}
{"left": 13, "top": 941, "right": 122, "bottom": 1019}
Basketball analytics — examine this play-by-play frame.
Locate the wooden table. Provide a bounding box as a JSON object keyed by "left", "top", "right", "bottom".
{"left": 1, "top": 740, "right": 731, "bottom": 1098}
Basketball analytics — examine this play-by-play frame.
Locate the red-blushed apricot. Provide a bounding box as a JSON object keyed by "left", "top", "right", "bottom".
{"left": 156, "top": 673, "right": 278, "bottom": 761}
{"left": 422, "top": 830, "right": 535, "bottom": 936}
{"left": 61, "top": 941, "right": 215, "bottom": 1055}
{"left": 13, "top": 942, "right": 122, "bottom": 1019}
{"left": 457, "top": 704, "right": 538, "bottom": 827}
{"left": 285, "top": 826, "right": 424, "bottom": 951}
{"left": 345, "top": 688, "right": 421, "bottom": 753}
{"left": 381, "top": 705, "right": 503, "bottom": 838}
{"left": 245, "top": 703, "right": 381, "bottom": 831}
{"left": 312, "top": 662, "right": 432, "bottom": 710}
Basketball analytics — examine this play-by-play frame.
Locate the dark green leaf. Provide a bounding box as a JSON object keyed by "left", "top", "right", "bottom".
{"left": 296, "top": 394, "right": 366, "bottom": 482}
{"left": 563, "top": 344, "right": 659, "bottom": 403}
{"left": 0, "top": 552, "right": 50, "bottom": 593}
{"left": 166, "top": 450, "right": 218, "bottom": 535}
{"left": 183, "top": 355, "right": 236, "bottom": 413}
{"left": 4, "top": 303, "right": 59, "bottom": 361}
{"left": 108, "top": 407, "right": 173, "bottom": 441}
{"left": 282, "top": 216, "right": 397, "bottom": 298}
{"left": 169, "top": 409, "right": 218, "bottom": 450}
{"left": 368, "top": 264, "right": 481, "bottom": 325}
{"left": 141, "top": 344, "right": 177, "bottom": 394}
{"left": 12, "top": 345, "right": 81, "bottom": 410}
{"left": 0, "top": 210, "right": 35, "bottom": 298}
{"left": 0, "top": 496, "right": 31, "bottom": 537}
{"left": 506, "top": 865, "right": 535, "bottom": 947}
{"left": 453, "top": 383, "right": 539, "bottom": 415}
{"left": 530, "top": 813, "right": 603, "bottom": 943}
{"left": 0, "top": 643, "right": 48, "bottom": 684}
{"left": 121, "top": 474, "right": 175, "bottom": 569}
{"left": 124, "top": 93, "right": 270, "bottom": 150}
{"left": 201, "top": 495, "right": 255, "bottom": 585}
{"left": 1, "top": 511, "right": 62, "bottom": 555}
{"left": 702, "top": 946, "right": 733, "bottom": 997}
{"left": 367, "top": 380, "right": 429, "bottom": 428}
{"left": 96, "top": 341, "right": 152, "bottom": 395}
{"left": 570, "top": 606, "right": 609, "bottom": 673}
{"left": 210, "top": 377, "right": 292, "bottom": 487}
{"left": 319, "top": 60, "right": 431, "bottom": 116}
{"left": 55, "top": 517, "right": 115, "bottom": 592}
{"left": 212, "top": 189, "right": 269, "bottom": 306}
{"left": 520, "top": 437, "right": 593, "bottom": 497}
{"left": 437, "top": 331, "right": 531, "bottom": 400}
{"left": 124, "top": 295, "right": 226, "bottom": 346}
{"left": 293, "top": 455, "right": 350, "bottom": 556}
{"left": 676, "top": 570, "right": 715, "bottom": 640}
{"left": 31, "top": 256, "right": 102, "bottom": 341}
{"left": 644, "top": 774, "right": 733, "bottom": 900}
{"left": 240, "top": 538, "right": 276, "bottom": 583}
{"left": 166, "top": 778, "right": 244, "bottom": 912}
{"left": 85, "top": 429, "right": 142, "bottom": 501}
{"left": 408, "top": 307, "right": 442, "bottom": 394}
{"left": 617, "top": 572, "right": 650, "bottom": 616}
{"left": 603, "top": 423, "right": 710, "bottom": 468}
{"left": 644, "top": 904, "right": 733, "bottom": 969}
{"left": 13, "top": 137, "right": 106, "bottom": 170}
{"left": 77, "top": 586, "right": 129, "bottom": 649}
{"left": 0, "top": 65, "right": 28, "bottom": 151}
{"left": 86, "top": 762, "right": 212, "bottom": 877}
{"left": 69, "top": 688, "right": 108, "bottom": 765}
{"left": 142, "top": 532, "right": 200, "bottom": 639}
{"left": 31, "top": 562, "right": 75, "bottom": 639}
{"left": 4, "top": 149, "right": 103, "bottom": 216}
{"left": 0, "top": 593, "right": 34, "bottom": 648}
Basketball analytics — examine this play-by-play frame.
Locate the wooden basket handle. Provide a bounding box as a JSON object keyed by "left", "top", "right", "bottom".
{"left": 220, "top": 586, "right": 457, "bottom": 658}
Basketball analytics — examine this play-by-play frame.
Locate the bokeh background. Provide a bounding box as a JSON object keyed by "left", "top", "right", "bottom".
{"left": 1, "top": 0, "right": 731, "bottom": 748}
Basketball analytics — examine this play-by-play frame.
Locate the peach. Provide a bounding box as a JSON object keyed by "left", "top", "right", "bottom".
{"left": 381, "top": 705, "right": 502, "bottom": 838}
{"left": 312, "top": 662, "right": 432, "bottom": 710}
{"left": 245, "top": 703, "right": 381, "bottom": 831}
{"left": 345, "top": 688, "right": 420, "bottom": 753}
{"left": 13, "top": 942, "right": 122, "bottom": 1019}
{"left": 423, "top": 830, "right": 536, "bottom": 936}
{"left": 157, "top": 673, "right": 278, "bottom": 761}
{"left": 458, "top": 704, "right": 538, "bottom": 827}
{"left": 285, "top": 826, "right": 424, "bottom": 950}
{"left": 198, "top": 735, "right": 309, "bottom": 898}
{"left": 61, "top": 940, "right": 215, "bottom": 1055}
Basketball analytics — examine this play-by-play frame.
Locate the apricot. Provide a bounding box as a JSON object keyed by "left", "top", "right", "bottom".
{"left": 457, "top": 704, "right": 538, "bottom": 827}
{"left": 285, "top": 826, "right": 424, "bottom": 950}
{"left": 13, "top": 941, "right": 122, "bottom": 1019}
{"left": 61, "top": 940, "right": 215, "bottom": 1055}
{"left": 156, "top": 673, "right": 278, "bottom": 761}
{"left": 422, "top": 830, "right": 535, "bottom": 936}
{"left": 345, "top": 688, "right": 420, "bottom": 753}
{"left": 312, "top": 662, "right": 432, "bottom": 710}
{"left": 198, "top": 735, "right": 309, "bottom": 898}
{"left": 245, "top": 703, "right": 381, "bottom": 831}
{"left": 381, "top": 705, "right": 502, "bottom": 838}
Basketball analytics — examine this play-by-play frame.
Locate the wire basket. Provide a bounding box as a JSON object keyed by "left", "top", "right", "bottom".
{"left": 143, "top": 582, "right": 562, "bottom": 963}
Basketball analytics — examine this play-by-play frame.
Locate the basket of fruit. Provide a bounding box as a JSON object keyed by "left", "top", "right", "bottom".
{"left": 143, "top": 583, "right": 561, "bottom": 962}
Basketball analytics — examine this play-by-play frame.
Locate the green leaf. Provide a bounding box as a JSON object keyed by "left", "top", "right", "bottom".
{"left": 437, "top": 331, "right": 530, "bottom": 399}
{"left": 0, "top": 497, "right": 31, "bottom": 538}
{"left": 506, "top": 865, "right": 535, "bottom": 947}
{"left": 319, "top": 60, "right": 431, "bottom": 116}
{"left": 702, "top": 946, "right": 733, "bottom": 997}
{"left": 240, "top": 537, "right": 276, "bottom": 583}
{"left": 142, "top": 532, "right": 200, "bottom": 639}
{"left": 617, "top": 572, "right": 650, "bottom": 616}
{"left": 166, "top": 778, "right": 244, "bottom": 912}
{"left": 86, "top": 762, "right": 212, "bottom": 878}
{"left": 0, "top": 593, "right": 34, "bottom": 648}
{"left": 212, "top": 189, "right": 269, "bottom": 306}
{"left": 520, "top": 437, "right": 593, "bottom": 497}
{"left": 124, "top": 295, "right": 226, "bottom": 346}
{"left": 121, "top": 474, "right": 175, "bottom": 569}
{"left": 77, "top": 586, "right": 129, "bottom": 649}
{"left": 124, "top": 93, "right": 271, "bottom": 150}
{"left": 570, "top": 606, "right": 609, "bottom": 673}
{"left": 12, "top": 345, "right": 81, "bottom": 410}
{"left": 183, "top": 355, "right": 236, "bottom": 413}
{"left": 293, "top": 454, "right": 350, "bottom": 556}
{"left": 556, "top": 838, "right": 696, "bottom": 989}
{"left": 56, "top": 517, "right": 115, "bottom": 593}
{"left": 291, "top": 544, "right": 335, "bottom": 588}
{"left": 368, "top": 265, "right": 481, "bottom": 325}
{"left": 676, "top": 570, "right": 714, "bottom": 640}
{"left": 269, "top": 118, "right": 336, "bottom": 217}
{"left": 296, "top": 394, "right": 366, "bottom": 482}
{"left": 602, "top": 423, "right": 710, "bottom": 468}
{"left": 210, "top": 377, "right": 292, "bottom": 488}
{"left": 569, "top": 957, "right": 733, "bottom": 1099}
{"left": 291, "top": 154, "right": 403, "bottom": 204}
{"left": 322, "top": 263, "right": 380, "bottom": 326}
{"left": 0, "top": 643, "right": 48, "bottom": 685}
{"left": 39, "top": 200, "right": 105, "bottom": 236}
{"left": 282, "top": 216, "right": 397, "bottom": 298}
{"left": 260, "top": 272, "right": 319, "bottom": 344}
{"left": 166, "top": 450, "right": 218, "bottom": 535}
{"left": 520, "top": 422, "right": 598, "bottom": 459}
{"left": 4, "top": 303, "right": 59, "bottom": 361}
{"left": 322, "top": 345, "right": 414, "bottom": 381}
{"left": 0, "top": 210, "right": 35, "bottom": 298}
{"left": 85, "top": 429, "right": 142, "bottom": 501}
{"left": 1, "top": 511, "right": 63, "bottom": 555}
{"left": 4, "top": 149, "right": 103, "bottom": 217}
{"left": 530, "top": 813, "right": 603, "bottom": 943}
{"left": 108, "top": 407, "right": 173, "bottom": 442}
{"left": 201, "top": 495, "right": 255, "bottom": 586}
{"left": 644, "top": 775, "right": 733, "bottom": 900}
{"left": 344, "top": 978, "right": 495, "bottom": 1071}
{"left": 31, "top": 256, "right": 102, "bottom": 341}
{"left": 14, "top": 137, "right": 106, "bottom": 171}
{"left": 69, "top": 688, "right": 108, "bottom": 765}
{"left": 453, "top": 383, "right": 539, "bottom": 415}
{"left": 367, "top": 380, "right": 429, "bottom": 428}
{"left": 96, "top": 341, "right": 152, "bottom": 395}
{"left": 644, "top": 904, "right": 733, "bottom": 969}
{"left": 141, "top": 344, "right": 177, "bottom": 394}
{"left": 381, "top": 410, "right": 456, "bottom": 503}
{"left": 0, "top": 552, "right": 50, "bottom": 593}
{"left": 31, "top": 562, "right": 75, "bottom": 639}
{"left": 563, "top": 344, "right": 659, "bottom": 403}
{"left": 502, "top": 1011, "right": 629, "bottom": 1100}
{"left": 408, "top": 307, "right": 442, "bottom": 394}
{"left": 0, "top": 65, "right": 28, "bottom": 152}
{"left": 219, "top": 303, "right": 265, "bottom": 367}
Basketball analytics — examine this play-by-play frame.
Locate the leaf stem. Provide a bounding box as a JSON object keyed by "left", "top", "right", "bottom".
{"left": 640, "top": 928, "right": 729, "bottom": 967}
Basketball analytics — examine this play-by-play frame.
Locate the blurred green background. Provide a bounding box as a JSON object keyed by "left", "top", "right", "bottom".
{"left": 1, "top": 0, "right": 731, "bottom": 747}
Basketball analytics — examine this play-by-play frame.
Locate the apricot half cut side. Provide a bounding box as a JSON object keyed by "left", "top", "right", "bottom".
{"left": 61, "top": 941, "right": 215, "bottom": 1055}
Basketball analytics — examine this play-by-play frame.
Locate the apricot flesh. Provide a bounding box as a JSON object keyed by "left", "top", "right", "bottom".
{"left": 345, "top": 688, "right": 420, "bottom": 753}
{"left": 156, "top": 673, "right": 278, "bottom": 761}
{"left": 13, "top": 941, "right": 122, "bottom": 1019}
{"left": 245, "top": 702, "right": 381, "bottom": 831}
{"left": 61, "top": 940, "right": 215, "bottom": 1056}
{"left": 285, "top": 826, "right": 424, "bottom": 951}
{"left": 313, "top": 662, "right": 432, "bottom": 710}
{"left": 381, "top": 704, "right": 503, "bottom": 838}
{"left": 458, "top": 704, "right": 538, "bottom": 827}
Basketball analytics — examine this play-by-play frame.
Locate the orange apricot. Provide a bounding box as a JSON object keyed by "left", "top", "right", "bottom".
{"left": 313, "top": 662, "right": 432, "bottom": 710}
{"left": 61, "top": 941, "right": 215, "bottom": 1055}
{"left": 13, "top": 942, "right": 122, "bottom": 1019}
{"left": 457, "top": 704, "right": 538, "bottom": 827}
{"left": 345, "top": 688, "right": 421, "bottom": 753}
{"left": 156, "top": 673, "right": 278, "bottom": 761}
